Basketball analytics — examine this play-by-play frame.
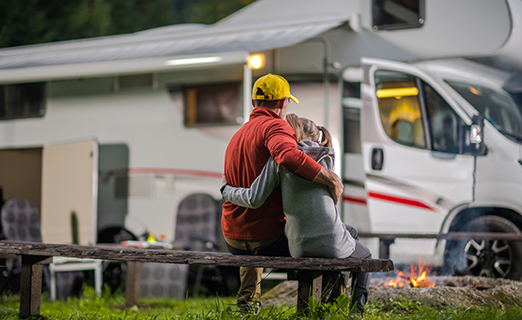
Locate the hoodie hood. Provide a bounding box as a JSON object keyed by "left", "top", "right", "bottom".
{"left": 297, "top": 140, "right": 335, "bottom": 170}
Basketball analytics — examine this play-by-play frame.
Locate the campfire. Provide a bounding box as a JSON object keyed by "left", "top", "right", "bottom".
{"left": 383, "top": 259, "right": 436, "bottom": 288}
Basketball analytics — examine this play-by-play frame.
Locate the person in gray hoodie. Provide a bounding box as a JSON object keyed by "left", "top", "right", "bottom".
{"left": 220, "top": 113, "right": 372, "bottom": 314}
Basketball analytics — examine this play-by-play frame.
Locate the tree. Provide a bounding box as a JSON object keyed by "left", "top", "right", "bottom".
{"left": 0, "top": 0, "right": 255, "bottom": 49}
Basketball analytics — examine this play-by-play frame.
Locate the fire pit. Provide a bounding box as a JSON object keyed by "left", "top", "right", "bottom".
{"left": 382, "top": 262, "right": 435, "bottom": 288}
{"left": 261, "top": 263, "right": 522, "bottom": 309}
{"left": 370, "top": 275, "right": 522, "bottom": 309}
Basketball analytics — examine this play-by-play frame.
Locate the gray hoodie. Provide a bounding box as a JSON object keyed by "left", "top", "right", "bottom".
{"left": 221, "top": 140, "right": 356, "bottom": 258}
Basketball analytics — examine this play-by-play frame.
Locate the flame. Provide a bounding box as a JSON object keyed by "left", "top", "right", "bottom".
{"left": 383, "top": 258, "right": 436, "bottom": 288}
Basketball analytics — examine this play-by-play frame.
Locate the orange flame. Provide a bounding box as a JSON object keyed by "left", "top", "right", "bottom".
{"left": 383, "top": 258, "right": 436, "bottom": 288}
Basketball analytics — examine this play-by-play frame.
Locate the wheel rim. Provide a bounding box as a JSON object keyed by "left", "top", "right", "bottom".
{"left": 464, "top": 238, "right": 512, "bottom": 278}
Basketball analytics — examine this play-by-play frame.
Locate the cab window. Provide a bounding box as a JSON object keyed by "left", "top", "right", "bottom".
{"left": 374, "top": 70, "right": 462, "bottom": 153}
{"left": 375, "top": 71, "right": 426, "bottom": 148}
{"left": 423, "top": 83, "right": 461, "bottom": 153}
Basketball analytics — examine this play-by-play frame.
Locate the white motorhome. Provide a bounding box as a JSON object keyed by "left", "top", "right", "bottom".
{"left": 345, "top": 58, "right": 522, "bottom": 281}
{"left": 338, "top": 0, "right": 522, "bottom": 281}
{"left": 1, "top": 0, "right": 522, "bottom": 280}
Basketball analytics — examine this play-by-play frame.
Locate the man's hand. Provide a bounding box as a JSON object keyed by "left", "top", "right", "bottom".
{"left": 313, "top": 166, "right": 344, "bottom": 204}
{"left": 221, "top": 173, "right": 227, "bottom": 188}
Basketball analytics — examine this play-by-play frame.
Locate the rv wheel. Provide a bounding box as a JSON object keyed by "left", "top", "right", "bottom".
{"left": 454, "top": 216, "right": 522, "bottom": 280}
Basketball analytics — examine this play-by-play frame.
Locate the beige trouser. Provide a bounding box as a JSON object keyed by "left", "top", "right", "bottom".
{"left": 224, "top": 236, "right": 283, "bottom": 304}
{"left": 237, "top": 266, "right": 263, "bottom": 303}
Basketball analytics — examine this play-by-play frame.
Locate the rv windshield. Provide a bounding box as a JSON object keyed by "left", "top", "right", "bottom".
{"left": 447, "top": 81, "right": 522, "bottom": 144}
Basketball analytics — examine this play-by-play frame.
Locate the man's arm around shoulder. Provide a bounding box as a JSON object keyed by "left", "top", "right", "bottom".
{"left": 313, "top": 166, "right": 344, "bottom": 205}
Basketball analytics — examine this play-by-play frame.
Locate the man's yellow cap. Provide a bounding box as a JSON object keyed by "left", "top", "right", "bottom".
{"left": 252, "top": 73, "right": 299, "bottom": 104}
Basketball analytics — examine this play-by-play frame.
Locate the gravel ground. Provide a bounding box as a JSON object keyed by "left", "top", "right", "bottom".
{"left": 261, "top": 275, "right": 522, "bottom": 309}
{"left": 370, "top": 275, "right": 522, "bottom": 308}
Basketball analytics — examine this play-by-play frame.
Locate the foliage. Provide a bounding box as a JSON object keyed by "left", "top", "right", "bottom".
{"left": 0, "top": 0, "right": 255, "bottom": 49}
{"left": 1, "top": 286, "right": 522, "bottom": 319}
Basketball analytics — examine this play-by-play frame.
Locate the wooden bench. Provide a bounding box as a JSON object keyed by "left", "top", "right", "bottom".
{"left": 0, "top": 240, "right": 394, "bottom": 318}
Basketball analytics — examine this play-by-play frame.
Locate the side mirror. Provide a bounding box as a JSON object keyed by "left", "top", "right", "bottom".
{"left": 467, "top": 115, "right": 487, "bottom": 155}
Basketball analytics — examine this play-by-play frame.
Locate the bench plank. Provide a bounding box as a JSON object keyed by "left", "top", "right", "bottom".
{"left": 0, "top": 241, "right": 394, "bottom": 272}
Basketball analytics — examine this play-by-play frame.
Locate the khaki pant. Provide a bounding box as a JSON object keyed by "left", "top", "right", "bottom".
{"left": 224, "top": 235, "right": 290, "bottom": 304}
{"left": 237, "top": 266, "right": 263, "bottom": 303}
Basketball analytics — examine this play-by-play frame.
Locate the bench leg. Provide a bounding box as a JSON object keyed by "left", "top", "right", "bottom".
{"left": 94, "top": 260, "right": 102, "bottom": 298}
{"left": 19, "top": 255, "right": 52, "bottom": 319}
{"left": 379, "top": 239, "right": 395, "bottom": 259}
{"left": 125, "top": 261, "right": 141, "bottom": 308}
{"left": 296, "top": 271, "right": 323, "bottom": 312}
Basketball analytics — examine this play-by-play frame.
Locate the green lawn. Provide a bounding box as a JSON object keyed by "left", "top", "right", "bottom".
{"left": 1, "top": 287, "right": 522, "bottom": 320}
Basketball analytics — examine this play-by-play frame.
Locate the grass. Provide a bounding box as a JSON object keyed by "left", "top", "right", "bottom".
{"left": 1, "top": 287, "right": 522, "bottom": 320}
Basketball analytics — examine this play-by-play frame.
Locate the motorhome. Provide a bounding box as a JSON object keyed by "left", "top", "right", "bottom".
{"left": 1, "top": 0, "right": 521, "bottom": 280}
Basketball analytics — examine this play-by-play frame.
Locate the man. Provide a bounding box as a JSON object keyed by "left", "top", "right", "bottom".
{"left": 221, "top": 73, "right": 343, "bottom": 311}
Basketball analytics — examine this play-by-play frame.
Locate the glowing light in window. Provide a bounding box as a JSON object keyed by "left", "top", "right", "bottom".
{"left": 376, "top": 87, "right": 419, "bottom": 99}
{"left": 469, "top": 86, "right": 483, "bottom": 96}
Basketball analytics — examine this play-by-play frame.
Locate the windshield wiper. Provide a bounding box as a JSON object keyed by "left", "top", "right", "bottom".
{"left": 497, "top": 128, "right": 522, "bottom": 143}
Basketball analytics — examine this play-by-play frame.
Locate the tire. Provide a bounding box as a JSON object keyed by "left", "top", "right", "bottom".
{"left": 446, "top": 216, "right": 522, "bottom": 280}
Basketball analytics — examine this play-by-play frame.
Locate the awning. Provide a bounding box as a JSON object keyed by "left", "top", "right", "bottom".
{"left": 0, "top": 16, "right": 347, "bottom": 82}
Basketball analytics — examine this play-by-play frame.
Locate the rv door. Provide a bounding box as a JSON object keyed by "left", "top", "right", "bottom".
{"left": 360, "top": 58, "right": 475, "bottom": 262}
{"left": 40, "top": 139, "right": 98, "bottom": 245}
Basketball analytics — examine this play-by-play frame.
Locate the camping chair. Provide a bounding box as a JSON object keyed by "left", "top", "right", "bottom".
{"left": 1, "top": 198, "right": 43, "bottom": 294}
{"left": 173, "top": 193, "right": 225, "bottom": 295}
{"left": 0, "top": 198, "right": 101, "bottom": 300}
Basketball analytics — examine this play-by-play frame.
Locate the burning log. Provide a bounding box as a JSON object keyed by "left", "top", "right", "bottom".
{"left": 383, "top": 260, "right": 435, "bottom": 288}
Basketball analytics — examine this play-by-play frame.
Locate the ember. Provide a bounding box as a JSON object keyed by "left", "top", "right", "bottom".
{"left": 384, "top": 259, "right": 436, "bottom": 288}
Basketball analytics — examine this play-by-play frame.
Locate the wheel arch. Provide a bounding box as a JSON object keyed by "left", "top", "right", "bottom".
{"left": 444, "top": 205, "right": 522, "bottom": 233}
{"left": 441, "top": 206, "right": 522, "bottom": 280}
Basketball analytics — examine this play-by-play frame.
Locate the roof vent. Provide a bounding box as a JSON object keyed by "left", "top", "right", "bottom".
{"left": 115, "top": 73, "right": 157, "bottom": 91}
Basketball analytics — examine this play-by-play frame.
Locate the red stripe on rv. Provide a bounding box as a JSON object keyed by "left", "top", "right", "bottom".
{"left": 367, "top": 192, "right": 435, "bottom": 211}
{"left": 112, "top": 168, "right": 222, "bottom": 178}
{"left": 343, "top": 195, "right": 368, "bottom": 205}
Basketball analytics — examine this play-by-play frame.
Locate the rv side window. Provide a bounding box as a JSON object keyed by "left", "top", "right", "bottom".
{"left": 181, "top": 83, "right": 242, "bottom": 127}
{"left": 343, "top": 107, "right": 362, "bottom": 154}
{"left": 0, "top": 82, "right": 46, "bottom": 121}
{"left": 372, "top": 0, "right": 425, "bottom": 31}
{"left": 374, "top": 70, "right": 426, "bottom": 148}
{"left": 343, "top": 78, "right": 362, "bottom": 154}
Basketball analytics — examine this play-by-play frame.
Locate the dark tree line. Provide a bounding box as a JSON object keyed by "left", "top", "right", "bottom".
{"left": 0, "top": 0, "right": 255, "bottom": 49}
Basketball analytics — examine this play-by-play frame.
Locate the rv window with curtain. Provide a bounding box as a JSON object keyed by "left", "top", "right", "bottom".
{"left": 372, "top": 0, "right": 424, "bottom": 31}
{"left": 182, "top": 83, "right": 242, "bottom": 127}
{"left": 0, "top": 82, "right": 46, "bottom": 120}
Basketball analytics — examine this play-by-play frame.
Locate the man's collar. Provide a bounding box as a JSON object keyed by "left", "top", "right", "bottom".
{"left": 249, "top": 107, "right": 281, "bottom": 120}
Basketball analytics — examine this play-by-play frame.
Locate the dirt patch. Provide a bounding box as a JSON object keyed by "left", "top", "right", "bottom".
{"left": 371, "top": 275, "right": 522, "bottom": 309}
{"left": 261, "top": 276, "right": 522, "bottom": 309}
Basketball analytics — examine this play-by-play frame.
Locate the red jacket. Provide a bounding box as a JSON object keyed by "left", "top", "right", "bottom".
{"left": 222, "top": 107, "right": 322, "bottom": 240}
